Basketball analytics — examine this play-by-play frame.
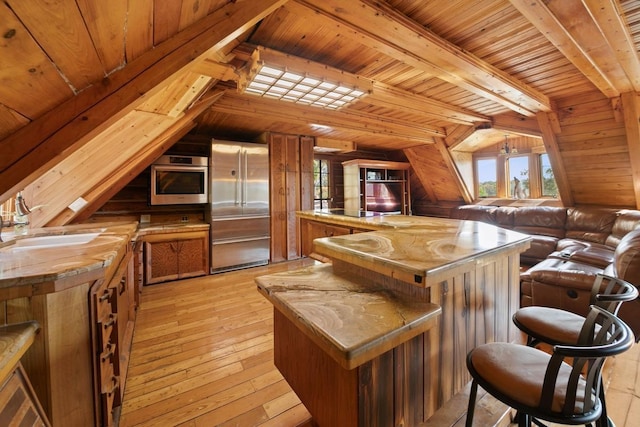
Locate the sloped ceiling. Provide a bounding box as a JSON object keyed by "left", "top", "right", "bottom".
{"left": 0, "top": 0, "right": 639, "bottom": 226}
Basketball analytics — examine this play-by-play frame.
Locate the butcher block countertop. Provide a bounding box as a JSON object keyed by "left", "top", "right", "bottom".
{"left": 256, "top": 263, "right": 441, "bottom": 370}
{"left": 0, "top": 221, "right": 138, "bottom": 291}
{"left": 299, "top": 211, "right": 532, "bottom": 287}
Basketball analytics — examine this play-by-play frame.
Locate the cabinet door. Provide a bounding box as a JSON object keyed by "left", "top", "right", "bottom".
{"left": 177, "top": 237, "right": 209, "bottom": 279}
{"left": 301, "top": 220, "right": 351, "bottom": 256}
{"left": 145, "top": 240, "right": 180, "bottom": 284}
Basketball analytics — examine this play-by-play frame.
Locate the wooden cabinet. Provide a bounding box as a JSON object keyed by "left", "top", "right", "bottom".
{"left": 301, "top": 220, "right": 352, "bottom": 256}
{"left": 342, "top": 159, "right": 411, "bottom": 215}
{"left": 267, "top": 133, "right": 314, "bottom": 262}
{"left": 90, "top": 244, "right": 136, "bottom": 427}
{"left": 143, "top": 230, "right": 209, "bottom": 285}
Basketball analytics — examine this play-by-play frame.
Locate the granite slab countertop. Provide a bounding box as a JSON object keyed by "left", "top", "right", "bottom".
{"left": 135, "top": 222, "right": 209, "bottom": 237}
{"left": 256, "top": 263, "right": 441, "bottom": 370}
{"left": 300, "top": 211, "right": 532, "bottom": 286}
{"left": 0, "top": 221, "right": 138, "bottom": 289}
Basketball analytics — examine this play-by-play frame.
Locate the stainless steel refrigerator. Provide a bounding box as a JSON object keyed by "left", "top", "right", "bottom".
{"left": 209, "top": 140, "right": 270, "bottom": 273}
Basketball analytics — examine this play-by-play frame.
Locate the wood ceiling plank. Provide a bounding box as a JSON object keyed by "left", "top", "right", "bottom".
{"left": 299, "top": 0, "right": 551, "bottom": 116}
{"left": 509, "top": 0, "right": 620, "bottom": 98}
{"left": 126, "top": 0, "right": 154, "bottom": 62}
{"left": 76, "top": 0, "right": 127, "bottom": 72}
{"left": 0, "top": 2, "right": 73, "bottom": 118}
{"left": 153, "top": 0, "right": 182, "bottom": 45}
{"left": 6, "top": 0, "right": 105, "bottom": 91}
{"left": 0, "top": 0, "right": 289, "bottom": 203}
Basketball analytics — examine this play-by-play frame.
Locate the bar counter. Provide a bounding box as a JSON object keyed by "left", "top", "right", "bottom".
{"left": 258, "top": 212, "right": 531, "bottom": 426}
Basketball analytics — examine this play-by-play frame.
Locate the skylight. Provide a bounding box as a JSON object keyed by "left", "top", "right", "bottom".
{"left": 243, "top": 64, "right": 368, "bottom": 110}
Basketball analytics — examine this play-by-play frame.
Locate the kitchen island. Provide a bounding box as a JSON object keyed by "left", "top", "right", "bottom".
{"left": 257, "top": 212, "right": 531, "bottom": 426}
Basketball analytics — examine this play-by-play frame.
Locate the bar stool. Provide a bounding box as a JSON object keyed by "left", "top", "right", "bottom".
{"left": 512, "top": 274, "right": 638, "bottom": 426}
{"left": 466, "top": 305, "right": 634, "bottom": 427}
{"left": 513, "top": 273, "right": 638, "bottom": 348}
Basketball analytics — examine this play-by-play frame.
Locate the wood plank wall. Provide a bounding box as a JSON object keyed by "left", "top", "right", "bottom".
{"left": 554, "top": 91, "right": 633, "bottom": 207}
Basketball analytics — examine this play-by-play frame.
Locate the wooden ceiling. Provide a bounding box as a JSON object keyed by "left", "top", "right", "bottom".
{"left": 1, "top": 0, "right": 640, "bottom": 225}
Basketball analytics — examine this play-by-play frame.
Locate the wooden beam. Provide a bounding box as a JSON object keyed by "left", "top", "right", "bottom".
{"left": 434, "top": 138, "right": 474, "bottom": 204}
{"left": 49, "top": 90, "right": 226, "bottom": 225}
{"left": 582, "top": 0, "right": 640, "bottom": 92}
{"left": 536, "top": 112, "right": 574, "bottom": 206}
{"left": 621, "top": 92, "right": 640, "bottom": 210}
{"left": 370, "top": 82, "right": 490, "bottom": 126}
{"left": 212, "top": 91, "right": 444, "bottom": 141}
{"left": 0, "top": 0, "right": 289, "bottom": 202}
{"left": 445, "top": 125, "right": 477, "bottom": 150}
{"left": 509, "top": 0, "right": 627, "bottom": 97}
{"left": 241, "top": 45, "right": 488, "bottom": 125}
{"left": 300, "top": 0, "right": 551, "bottom": 116}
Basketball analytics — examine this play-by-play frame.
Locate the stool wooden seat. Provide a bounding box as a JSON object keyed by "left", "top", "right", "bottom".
{"left": 466, "top": 305, "right": 634, "bottom": 427}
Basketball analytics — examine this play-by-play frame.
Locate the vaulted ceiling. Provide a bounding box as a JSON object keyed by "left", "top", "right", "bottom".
{"left": 1, "top": 0, "right": 639, "bottom": 226}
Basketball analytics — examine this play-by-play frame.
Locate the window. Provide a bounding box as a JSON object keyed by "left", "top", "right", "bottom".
{"left": 476, "top": 158, "right": 497, "bottom": 197}
{"left": 540, "top": 154, "right": 558, "bottom": 198}
{"left": 508, "top": 156, "right": 529, "bottom": 199}
{"left": 314, "top": 159, "right": 331, "bottom": 209}
{"left": 474, "top": 153, "right": 558, "bottom": 200}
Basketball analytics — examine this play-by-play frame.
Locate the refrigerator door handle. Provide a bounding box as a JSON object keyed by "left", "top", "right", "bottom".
{"left": 235, "top": 152, "right": 241, "bottom": 206}
{"left": 243, "top": 150, "right": 248, "bottom": 206}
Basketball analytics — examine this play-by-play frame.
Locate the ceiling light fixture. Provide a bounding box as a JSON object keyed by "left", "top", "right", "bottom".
{"left": 500, "top": 134, "right": 518, "bottom": 155}
{"left": 239, "top": 46, "right": 372, "bottom": 110}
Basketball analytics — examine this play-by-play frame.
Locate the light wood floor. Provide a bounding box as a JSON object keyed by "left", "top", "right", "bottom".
{"left": 120, "top": 260, "right": 640, "bottom": 427}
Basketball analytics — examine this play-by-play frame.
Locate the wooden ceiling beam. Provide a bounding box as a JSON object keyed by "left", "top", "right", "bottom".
{"left": 212, "top": 92, "right": 443, "bottom": 142}
{"left": 582, "top": 0, "right": 640, "bottom": 92}
{"left": 299, "top": 0, "right": 551, "bottom": 116}
{"left": 621, "top": 92, "right": 640, "bottom": 209}
{"left": 0, "top": 0, "right": 288, "bottom": 203}
{"left": 509, "top": 0, "right": 636, "bottom": 97}
{"left": 537, "top": 111, "right": 574, "bottom": 206}
{"left": 370, "top": 82, "right": 490, "bottom": 126}
{"left": 239, "top": 45, "right": 488, "bottom": 126}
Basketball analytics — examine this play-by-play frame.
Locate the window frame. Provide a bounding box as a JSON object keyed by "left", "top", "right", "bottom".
{"left": 473, "top": 151, "right": 557, "bottom": 200}
{"left": 313, "top": 158, "right": 332, "bottom": 210}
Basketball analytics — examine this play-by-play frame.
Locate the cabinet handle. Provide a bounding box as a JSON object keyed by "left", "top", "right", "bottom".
{"left": 99, "top": 288, "right": 113, "bottom": 302}
{"left": 119, "top": 278, "right": 126, "bottom": 295}
{"left": 101, "top": 342, "right": 116, "bottom": 362}
{"left": 103, "top": 313, "right": 117, "bottom": 329}
{"left": 104, "top": 375, "right": 120, "bottom": 395}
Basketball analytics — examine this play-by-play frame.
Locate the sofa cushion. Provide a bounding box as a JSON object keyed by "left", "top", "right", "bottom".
{"left": 521, "top": 235, "right": 561, "bottom": 266}
{"left": 613, "top": 228, "right": 640, "bottom": 286}
{"left": 553, "top": 242, "right": 615, "bottom": 269}
{"left": 495, "top": 206, "right": 517, "bottom": 229}
{"left": 512, "top": 206, "right": 566, "bottom": 238}
{"left": 606, "top": 210, "right": 640, "bottom": 247}
{"left": 450, "top": 205, "right": 497, "bottom": 224}
{"left": 563, "top": 207, "right": 618, "bottom": 245}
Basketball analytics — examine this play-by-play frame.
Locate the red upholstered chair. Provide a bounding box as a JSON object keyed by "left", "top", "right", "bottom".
{"left": 465, "top": 305, "right": 634, "bottom": 427}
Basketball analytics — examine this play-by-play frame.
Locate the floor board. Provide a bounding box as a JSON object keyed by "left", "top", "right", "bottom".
{"left": 120, "top": 260, "right": 639, "bottom": 426}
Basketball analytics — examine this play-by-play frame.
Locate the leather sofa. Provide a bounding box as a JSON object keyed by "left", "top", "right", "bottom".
{"left": 450, "top": 205, "right": 640, "bottom": 338}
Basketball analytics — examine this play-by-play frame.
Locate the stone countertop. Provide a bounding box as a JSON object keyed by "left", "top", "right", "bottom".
{"left": 256, "top": 263, "right": 441, "bottom": 370}
{"left": 303, "top": 212, "right": 532, "bottom": 287}
{"left": 0, "top": 221, "right": 138, "bottom": 290}
{"left": 135, "top": 222, "right": 210, "bottom": 237}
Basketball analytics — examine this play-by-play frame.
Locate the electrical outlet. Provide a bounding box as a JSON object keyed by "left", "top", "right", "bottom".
{"left": 181, "top": 216, "right": 188, "bottom": 223}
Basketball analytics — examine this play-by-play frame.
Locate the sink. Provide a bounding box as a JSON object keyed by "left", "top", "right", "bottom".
{"left": 10, "top": 232, "right": 103, "bottom": 250}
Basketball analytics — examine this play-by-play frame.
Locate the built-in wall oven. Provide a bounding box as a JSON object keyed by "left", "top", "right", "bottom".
{"left": 150, "top": 155, "right": 208, "bottom": 205}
